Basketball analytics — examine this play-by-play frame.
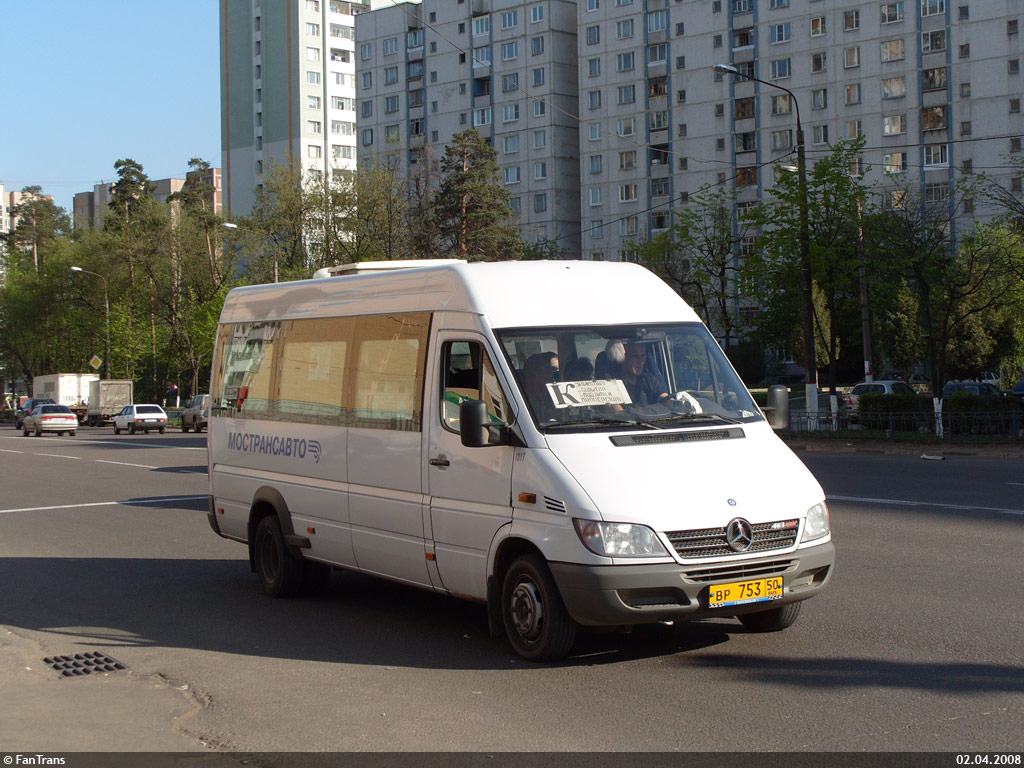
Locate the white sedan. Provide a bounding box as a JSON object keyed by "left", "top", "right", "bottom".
{"left": 113, "top": 404, "right": 168, "bottom": 435}
{"left": 22, "top": 404, "right": 78, "bottom": 437}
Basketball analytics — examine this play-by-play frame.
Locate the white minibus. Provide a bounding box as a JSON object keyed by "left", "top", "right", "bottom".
{"left": 207, "top": 260, "right": 834, "bottom": 660}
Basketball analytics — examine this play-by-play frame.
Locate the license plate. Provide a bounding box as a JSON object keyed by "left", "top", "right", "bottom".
{"left": 708, "top": 576, "right": 784, "bottom": 608}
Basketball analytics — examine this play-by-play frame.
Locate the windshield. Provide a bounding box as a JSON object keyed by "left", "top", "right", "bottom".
{"left": 496, "top": 323, "right": 762, "bottom": 432}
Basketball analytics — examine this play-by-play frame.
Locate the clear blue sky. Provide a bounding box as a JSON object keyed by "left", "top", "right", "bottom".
{"left": 0, "top": 1, "right": 221, "bottom": 215}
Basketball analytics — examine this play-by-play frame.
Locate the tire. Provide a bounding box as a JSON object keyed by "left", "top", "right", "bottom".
{"left": 159, "top": 427, "right": 165, "bottom": 434}
{"left": 22, "top": 428, "right": 29, "bottom": 437}
{"left": 114, "top": 426, "right": 121, "bottom": 435}
{"left": 69, "top": 431, "right": 76, "bottom": 437}
{"left": 501, "top": 555, "right": 577, "bottom": 661}
{"left": 253, "top": 515, "right": 303, "bottom": 598}
{"left": 34, "top": 427, "right": 42, "bottom": 437}
{"left": 738, "top": 601, "right": 802, "bottom": 632}
{"left": 182, "top": 421, "right": 190, "bottom": 433}
{"left": 129, "top": 424, "right": 136, "bottom": 435}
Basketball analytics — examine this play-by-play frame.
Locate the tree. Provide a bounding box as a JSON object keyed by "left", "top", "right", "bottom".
{"left": 1, "top": 186, "right": 70, "bottom": 273}
{"left": 636, "top": 184, "right": 752, "bottom": 350}
{"left": 743, "top": 138, "right": 867, "bottom": 394}
{"left": 432, "top": 130, "right": 523, "bottom": 261}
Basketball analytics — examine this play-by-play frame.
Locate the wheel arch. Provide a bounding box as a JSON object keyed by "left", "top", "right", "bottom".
{"left": 246, "top": 486, "right": 299, "bottom": 571}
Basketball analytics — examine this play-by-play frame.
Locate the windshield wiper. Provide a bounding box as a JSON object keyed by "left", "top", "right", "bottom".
{"left": 648, "top": 412, "right": 744, "bottom": 426}
{"left": 541, "top": 417, "right": 664, "bottom": 432}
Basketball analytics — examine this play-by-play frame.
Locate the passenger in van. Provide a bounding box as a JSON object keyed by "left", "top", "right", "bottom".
{"left": 595, "top": 340, "right": 625, "bottom": 380}
{"left": 564, "top": 356, "right": 594, "bottom": 382}
{"left": 621, "top": 342, "right": 669, "bottom": 406}
{"left": 522, "top": 352, "right": 560, "bottom": 422}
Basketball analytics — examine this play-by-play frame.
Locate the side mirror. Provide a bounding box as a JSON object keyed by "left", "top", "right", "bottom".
{"left": 459, "top": 399, "right": 509, "bottom": 448}
{"left": 765, "top": 385, "right": 790, "bottom": 430}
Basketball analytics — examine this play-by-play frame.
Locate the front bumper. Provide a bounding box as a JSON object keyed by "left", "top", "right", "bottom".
{"left": 549, "top": 540, "right": 835, "bottom": 627}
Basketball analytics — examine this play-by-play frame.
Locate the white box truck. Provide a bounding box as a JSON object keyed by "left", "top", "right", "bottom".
{"left": 32, "top": 373, "right": 98, "bottom": 422}
{"left": 206, "top": 261, "right": 834, "bottom": 660}
{"left": 86, "top": 379, "right": 134, "bottom": 426}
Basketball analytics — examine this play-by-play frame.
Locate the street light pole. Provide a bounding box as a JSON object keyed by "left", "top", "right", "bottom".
{"left": 71, "top": 266, "right": 111, "bottom": 380}
{"left": 714, "top": 63, "right": 818, "bottom": 424}
{"left": 222, "top": 221, "right": 278, "bottom": 283}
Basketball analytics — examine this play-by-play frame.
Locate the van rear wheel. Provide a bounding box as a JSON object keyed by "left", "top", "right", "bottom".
{"left": 501, "top": 555, "right": 576, "bottom": 661}
{"left": 254, "top": 515, "right": 303, "bottom": 598}
{"left": 738, "top": 601, "right": 801, "bottom": 632}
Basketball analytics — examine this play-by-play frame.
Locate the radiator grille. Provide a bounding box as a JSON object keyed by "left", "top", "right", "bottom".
{"left": 683, "top": 559, "right": 795, "bottom": 584}
{"left": 666, "top": 519, "right": 799, "bottom": 558}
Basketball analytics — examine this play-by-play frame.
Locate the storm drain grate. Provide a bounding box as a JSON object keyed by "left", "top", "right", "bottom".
{"left": 44, "top": 651, "right": 127, "bottom": 677}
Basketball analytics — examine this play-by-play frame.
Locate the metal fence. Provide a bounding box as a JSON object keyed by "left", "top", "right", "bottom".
{"left": 789, "top": 408, "right": 1024, "bottom": 443}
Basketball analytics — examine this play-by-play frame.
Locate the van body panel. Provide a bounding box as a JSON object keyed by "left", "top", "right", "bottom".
{"left": 543, "top": 422, "right": 825, "bottom": 542}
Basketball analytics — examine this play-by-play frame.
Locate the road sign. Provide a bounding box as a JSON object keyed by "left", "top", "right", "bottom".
{"left": 89, "top": 355, "right": 102, "bottom": 370}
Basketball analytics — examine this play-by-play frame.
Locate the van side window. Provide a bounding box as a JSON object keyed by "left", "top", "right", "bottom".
{"left": 278, "top": 317, "right": 352, "bottom": 425}
{"left": 351, "top": 313, "right": 430, "bottom": 431}
{"left": 218, "top": 322, "right": 280, "bottom": 417}
{"left": 441, "top": 341, "right": 508, "bottom": 443}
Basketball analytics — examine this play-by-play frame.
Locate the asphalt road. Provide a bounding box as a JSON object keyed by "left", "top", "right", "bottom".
{"left": 1, "top": 427, "right": 1022, "bottom": 755}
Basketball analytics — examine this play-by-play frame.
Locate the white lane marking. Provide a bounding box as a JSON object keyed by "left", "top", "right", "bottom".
{"left": 829, "top": 494, "right": 1024, "bottom": 517}
{"left": 0, "top": 435, "right": 205, "bottom": 451}
{"left": 0, "top": 448, "right": 23, "bottom": 454}
{"left": 96, "top": 459, "right": 158, "bottom": 469}
{"left": 37, "top": 454, "right": 81, "bottom": 460}
{"left": 0, "top": 495, "right": 208, "bottom": 515}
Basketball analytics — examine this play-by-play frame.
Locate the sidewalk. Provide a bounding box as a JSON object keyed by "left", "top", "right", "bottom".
{"left": 782, "top": 434, "right": 1024, "bottom": 459}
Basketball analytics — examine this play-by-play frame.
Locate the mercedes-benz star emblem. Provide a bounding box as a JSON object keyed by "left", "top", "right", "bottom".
{"left": 726, "top": 518, "right": 754, "bottom": 552}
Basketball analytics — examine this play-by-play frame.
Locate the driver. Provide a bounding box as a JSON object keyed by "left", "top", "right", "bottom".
{"left": 621, "top": 342, "right": 669, "bottom": 406}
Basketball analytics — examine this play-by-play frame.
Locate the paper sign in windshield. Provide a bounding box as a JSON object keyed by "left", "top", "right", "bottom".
{"left": 546, "top": 379, "right": 632, "bottom": 408}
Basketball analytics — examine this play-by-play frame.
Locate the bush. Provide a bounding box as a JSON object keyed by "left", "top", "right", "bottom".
{"left": 859, "top": 393, "right": 931, "bottom": 416}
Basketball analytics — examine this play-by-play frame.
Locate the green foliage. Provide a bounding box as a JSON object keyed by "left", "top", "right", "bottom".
{"left": 859, "top": 393, "right": 931, "bottom": 416}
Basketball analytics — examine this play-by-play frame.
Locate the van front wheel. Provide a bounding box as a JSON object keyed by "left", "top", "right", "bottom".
{"left": 501, "top": 555, "right": 576, "bottom": 661}
{"left": 738, "top": 601, "right": 801, "bottom": 632}
{"left": 254, "top": 515, "right": 303, "bottom": 598}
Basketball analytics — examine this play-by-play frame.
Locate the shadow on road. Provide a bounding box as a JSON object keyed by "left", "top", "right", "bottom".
{"left": 0, "top": 555, "right": 731, "bottom": 671}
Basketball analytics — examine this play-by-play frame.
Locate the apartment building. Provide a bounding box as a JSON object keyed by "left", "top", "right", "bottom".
{"left": 580, "top": 0, "right": 1024, "bottom": 261}
{"left": 73, "top": 169, "right": 223, "bottom": 230}
{"left": 355, "top": 0, "right": 582, "bottom": 253}
{"left": 221, "top": 0, "right": 368, "bottom": 216}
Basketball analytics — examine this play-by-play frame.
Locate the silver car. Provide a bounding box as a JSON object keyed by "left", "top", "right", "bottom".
{"left": 181, "top": 394, "right": 209, "bottom": 433}
{"left": 22, "top": 404, "right": 78, "bottom": 437}
{"left": 841, "top": 380, "right": 917, "bottom": 423}
{"left": 113, "top": 404, "right": 168, "bottom": 435}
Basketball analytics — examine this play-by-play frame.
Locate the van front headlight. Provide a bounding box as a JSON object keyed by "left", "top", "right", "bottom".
{"left": 801, "top": 502, "right": 830, "bottom": 542}
{"left": 573, "top": 519, "right": 669, "bottom": 557}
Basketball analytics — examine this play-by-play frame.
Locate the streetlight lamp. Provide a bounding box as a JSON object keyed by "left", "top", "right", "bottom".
{"left": 70, "top": 266, "right": 111, "bottom": 380}
{"left": 222, "top": 221, "right": 278, "bottom": 283}
{"left": 714, "top": 62, "right": 818, "bottom": 425}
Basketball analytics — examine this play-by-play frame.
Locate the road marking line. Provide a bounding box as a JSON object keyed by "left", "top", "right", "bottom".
{"left": 96, "top": 459, "right": 158, "bottom": 469}
{"left": 0, "top": 448, "right": 23, "bottom": 454}
{"left": 0, "top": 495, "right": 208, "bottom": 515}
{"left": 829, "top": 494, "right": 1024, "bottom": 517}
{"left": 37, "top": 453, "right": 81, "bottom": 459}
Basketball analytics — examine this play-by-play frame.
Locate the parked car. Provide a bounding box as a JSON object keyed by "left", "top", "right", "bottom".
{"left": 841, "top": 380, "right": 917, "bottom": 423}
{"left": 1012, "top": 379, "right": 1024, "bottom": 405}
{"left": 977, "top": 371, "right": 1000, "bottom": 386}
{"left": 14, "top": 397, "right": 56, "bottom": 430}
{"left": 905, "top": 372, "right": 931, "bottom": 392}
{"left": 181, "top": 394, "right": 209, "bottom": 433}
{"left": 113, "top": 404, "right": 168, "bottom": 434}
{"left": 942, "top": 381, "right": 1000, "bottom": 397}
{"left": 22, "top": 404, "right": 78, "bottom": 437}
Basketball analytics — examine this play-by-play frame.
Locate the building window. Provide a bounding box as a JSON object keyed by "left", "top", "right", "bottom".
{"left": 812, "top": 124, "right": 829, "bottom": 144}
{"left": 735, "top": 97, "right": 755, "bottom": 119}
{"left": 844, "top": 10, "right": 860, "bottom": 30}
{"left": 1012, "top": 98, "right": 1022, "bottom": 113}
{"left": 922, "top": 105, "right": 947, "bottom": 130}
{"left": 503, "top": 135, "right": 520, "bottom": 154}
{"left": 736, "top": 132, "right": 756, "bottom": 152}
{"left": 307, "top": 95, "right": 321, "bottom": 109}
{"left": 810, "top": 16, "right": 826, "bottom": 36}
{"left": 534, "top": 193, "right": 547, "bottom": 212}
{"left": 619, "top": 184, "right": 638, "bottom": 202}
{"left": 309, "top": 71, "right": 322, "bottom": 85}
{"left": 473, "top": 16, "right": 490, "bottom": 36}
{"left": 586, "top": 25, "right": 600, "bottom": 45}
{"left": 533, "top": 68, "right": 545, "bottom": 87}
{"left": 590, "top": 154, "right": 602, "bottom": 174}
{"left": 473, "top": 107, "right": 492, "bottom": 126}
{"left": 503, "top": 104, "right": 520, "bottom": 122}
{"left": 883, "top": 114, "right": 907, "bottom": 135}
{"left": 534, "top": 162, "right": 547, "bottom": 181}
{"left": 617, "top": 84, "right": 636, "bottom": 104}
{"left": 812, "top": 88, "right": 827, "bottom": 109}
{"left": 770, "top": 58, "right": 791, "bottom": 79}
{"left": 921, "top": 0, "right": 944, "bottom": 16}
{"left": 647, "top": 44, "right": 668, "bottom": 64}
{"left": 771, "top": 94, "right": 792, "bottom": 114}
{"left": 960, "top": 44, "right": 970, "bottom": 58}
{"left": 883, "top": 152, "right": 906, "bottom": 172}
{"left": 588, "top": 90, "right": 602, "bottom": 109}
{"left": 306, "top": 22, "right": 320, "bottom": 36}
{"left": 501, "top": 10, "right": 518, "bottom": 28}
{"left": 590, "top": 220, "right": 603, "bottom": 239}
{"left": 880, "top": 3, "right": 904, "bottom": 23}
{"left": 922, "top": 67, "right": 947, "bottom": 91}
{"left": 881, "top": 39, "right": 905, "bottom": 62}
{"left": 590, "top": 188, "right": 603, "bottom": 206}
{"left": 736, "top": 167, "right": 758, "bottom": 187}
{"left": 1010, "top": 19, "right": 1021, "bottom": 35}
{"left": 882, "top": 76, "right": 906, "bottom": 99}
{"left": 923, "top": 144, "right": 949, "bottom": 166}
{"left": 362, "top": 128, "right": 373, "bottom": 146}
{"left": 502, "top": 41, "right": 519, "bottom": 60}
{"left": 384, "top": 124, "right": 399, "bottom": 143}
{"left": 383, "top": 37, "right": 398, "bottom": 55}
{"left": 588, "top": 58, "right": 601, "bottom": 77}
{"left": 308, "top": 144, "right": 322, "bottom": 158}
{"left": 844, "top": 47, "right": 860, "bottom": 68}
{"left": 504, "top": 166, "right": 521, "bottom": 185}
{"left": 619, "top": 150, "right": 636, "bottom": 170}
{"left": 616, "top": 52, "right": 634, "bottom": 72}
{"left": 846, "top": 120, "right": 863, "bottom": 139}
{"left": 769, "top": 23, "right": 790, "bottom": 44}
{"left": 533, "top": 100, "right": 546, "bottom": 117}
{"left": 618, "top": 117, "right": 635, "bottom": 136}
{"left": 647, "top": 10, "right": 668, "bottom": 32}
{"left": 589, "top": 123, "right": 602, "bottom": 140}
{"left": 845, "top": 83, "right": 862, "bottom": 104}
{"left": 811, "top": 52, "right": 827, "bottom": 73}
{"left": 960, "top": 121, "right": 972, "bottom": 136}
{"left": 534, "top": 129, "right": 546, "bottom": 148}
{"left": 922, "top": 30, "right": 946, "bottom": 53}
{"left": 531, "top": 5, "right": 544, "bottom": 23}
{"left": 384, "top": 95, "right": 398, "bottom": 113}
{"left": 1011, "top": 59, "right": 1021, "bottom": 75}
{"left": 532, "top": 36, "right": 544, "bottom": 55}
{"left": 503, "top": 73, "right": 519, "bottom": 93}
